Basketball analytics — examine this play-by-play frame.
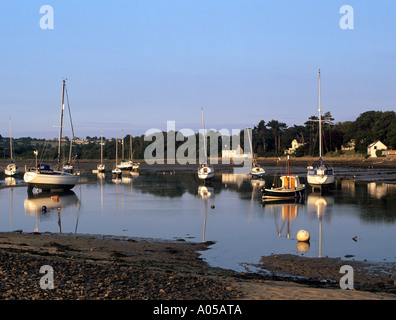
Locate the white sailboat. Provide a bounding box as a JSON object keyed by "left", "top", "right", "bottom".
{"left": 117, "top": 135, "right": 140, "bottom": 171}
{"left": 97, "top": 135, "right": 106, "bottom": 173}
{"left": 198, "top": 108, "right": 214, "bottom": 180}
{"left": 307, "top": 70, "right": 335, "bottom": 191}
{"left": 5, "top": 118, "right": 19, "bottom": 176}
{"left": 112, "top": 137, "right": 122, "bottom": 177}
{"left": 23, "top": 80, "right": 80, "bottom": 191}
{"left": 246, "top": 127, "right": 265, "bottom": 177}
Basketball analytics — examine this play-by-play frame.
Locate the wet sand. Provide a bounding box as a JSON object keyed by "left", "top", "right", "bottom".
{"left": 0, "top": 232, "right": 395, "bottom": 300}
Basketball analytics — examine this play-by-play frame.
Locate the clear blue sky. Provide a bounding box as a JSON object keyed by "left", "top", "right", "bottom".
{"left": 1, "top": 0, "right": 395, "bottom": 139}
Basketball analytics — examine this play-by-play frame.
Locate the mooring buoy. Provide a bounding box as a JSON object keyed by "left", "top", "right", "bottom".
{"left": 296, "top": 229, "right": 310, "bottom": 242}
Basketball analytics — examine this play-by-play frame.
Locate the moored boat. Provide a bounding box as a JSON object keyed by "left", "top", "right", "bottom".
{"left": 246, "top": 128, "right": 265, "bottom": 177}
{"left": 23, "top": 80, "right": 79, "bottom": 191}
{"left": 262, "top": 157, "right": 305, "bottom": 202}
{"left": 198, "top": 108, "right": 214, "bottom": 181}
{"left": 5, "top": 118, "right": 18, "bottom": 176}
{"left": 97, "top": 135, "right": 106, "bottom": 173}
{"left": 112, "top": 137, "right": 122, "bottom": 177}
{"left": 307, "top": 70, "right": 335, "bottom": 191}
{"left": 250, "top": 161, "right": 265, "bottom": 177}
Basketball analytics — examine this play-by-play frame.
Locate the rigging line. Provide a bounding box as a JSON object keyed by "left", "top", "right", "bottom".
{"left": 65, "top": 85, "right": 81, "bottom": 171}
{"left": 65, "top": 86, "right": 75, "bottom": 156}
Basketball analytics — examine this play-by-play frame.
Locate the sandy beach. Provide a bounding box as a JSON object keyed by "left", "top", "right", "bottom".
{"left": 1, "top": 157, "right": 396, "bottom": 301}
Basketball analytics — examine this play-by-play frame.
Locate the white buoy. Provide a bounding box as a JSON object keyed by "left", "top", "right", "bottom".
{"left": 296, "top": 229, "right": 310, "bottom": 242}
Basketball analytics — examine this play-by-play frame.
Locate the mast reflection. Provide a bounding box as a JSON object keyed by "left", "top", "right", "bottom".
{"left": 307, "top": 193, "right": 333, "bottom": 257}
{"left": 198, "top": 185, "right": 214, "bottom": 243}
{"left": 24, "top": 190, "right": 81, "bottom": 233}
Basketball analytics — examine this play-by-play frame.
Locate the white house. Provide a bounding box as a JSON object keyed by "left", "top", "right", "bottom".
{"left": 222, "top": 144, "right": 247, "bottom": 161}
{"left": 367, "top": 140, "right": 387, "bottom": 157}
{"left": 284, "top": 139, "right": 305, "bottom": 155}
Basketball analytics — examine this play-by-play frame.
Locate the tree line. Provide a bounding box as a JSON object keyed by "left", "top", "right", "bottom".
{"left": 1, "top": 110, "right": 395, "bottom": 161}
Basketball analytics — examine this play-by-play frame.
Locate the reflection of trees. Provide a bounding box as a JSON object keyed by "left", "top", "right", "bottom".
{"left": 334, "top": 181, "right": 396, "bottom": 223}
{"left": 121, "top": 173, "right": 261, "bottom": 199}
{"left": 128, "top": 173, "right": 220, "bottom": 198}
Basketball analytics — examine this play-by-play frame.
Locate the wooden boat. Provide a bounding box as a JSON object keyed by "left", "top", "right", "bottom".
{"left": 307, "top": 70, "right": 335, "bottom": 191}
{"left": 262, "top": 157, "right": 305, "bottom": 202}
{"left": 4, "top": 118, "right": 19, "bottom": 176}
{"left": 198, "top": 108, "right": 214, "bottom": 180}
{"left": 23, "top": 80, "right": 79, "bottom": 191}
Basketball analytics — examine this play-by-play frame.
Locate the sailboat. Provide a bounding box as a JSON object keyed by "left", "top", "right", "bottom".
{"left": 198, "top": 108, "right": 214, "bottom": 180}
{"left": 112, "top": 137, "right": 122, "bottom": 177}
{"left": 23, "top": 80, "right": 80, "bottom": 191}
{"left": 117, "top": 135, "right": 140, "bottom": 171}
{"left": 261, "top": 156, "right": 305, "bottom": 202}
{"left": 97, "top": 135, "right": 106, "bottom": 173}
{"left": 246, "top": 127, "right": 265, "bottom": 177}
{"left": 307, "top": 70, "right": 335, "bottom": 191}
{"left": 5, "top": 118, "right": 19, "bottom": 176}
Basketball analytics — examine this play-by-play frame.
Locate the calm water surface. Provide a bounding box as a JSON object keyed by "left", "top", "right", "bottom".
{"left": 1, "top": 171, "right": 396, "bottom": 272}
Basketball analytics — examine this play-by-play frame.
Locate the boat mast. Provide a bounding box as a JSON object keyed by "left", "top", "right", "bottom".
{"left": 9, "top": 117, "right": 13, "bottom": 161}
{"left": 101, "top": 134, "right": 103, "bottom": 165}
{"left": 58, "top": 80, "right": 66, "bottom": 170}
{"left": 130, "top": 135, "right": 133, "bottom": 160}
{"left": 318, "top": 69, "right": 322, "bottom": 159}
{"left": 65, "top": 85, "right": 75, "bottom": 164}
{"left": 201, "top": 107, "right": 207, "bottom": 164}
{"left": 115, "top": 136, "right": 118, "bottom": 167}
{"left": 122, "top": 129, "right": 125, "bottom": 160}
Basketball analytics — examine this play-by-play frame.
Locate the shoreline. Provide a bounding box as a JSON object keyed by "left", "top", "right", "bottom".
{"left": 2, "top": 156, "right": 396, "bottom": 185}
{"left": 1, "top": 157, "right": 396, "bottom": 300}
{"left": 0, "top": 231, "right": 395, "bottom": 300}
{"left": 2, "top": 155, "right": 396, "bottom": 170}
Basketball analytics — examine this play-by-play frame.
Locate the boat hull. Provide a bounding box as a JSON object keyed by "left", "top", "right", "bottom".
{"left": 307, "top": 159, "right": 335, "bottom": 189}
{"left": 5, "top": 169, "right": 18, "bottom": 176}
{"left": 24, "top": 171, "right": 79, "bottom": 191}
{"left": 5, "top": 164, "right": 18, "bottom": 176}
{"left": 250, "top": 168, "right": 265, "bottom": 177}
{"left": 262, "top": 186, "right": 305, "bottom": 200}
{"left": 307, "top": 173, "right": 334, "bottom": 187}
{"left": 198, "top": 166, "right": 214, "bottom": 180}
{"left": 117, "top": 161, "right": 140, "bottom": 170}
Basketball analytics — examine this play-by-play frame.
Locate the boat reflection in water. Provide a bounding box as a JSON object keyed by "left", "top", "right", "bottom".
{"left": 5, "top": 177, "right": 16, "bottom": 186}
{"left": 198, "top": 185, "right": 214, "bottom": 243}
{"left": 306, "top": 193, "right": 333, "bottom": 257}
{"left": 24, "top": 190, "right": 81, "bottom": 233}
{"left": 266, "top": 201, "right": 301, "bottom": 240}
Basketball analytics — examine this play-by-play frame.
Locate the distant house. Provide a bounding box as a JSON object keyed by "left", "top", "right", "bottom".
{"left": 284, "top": 139, "right": 305, "bottom": 155}
{"left": 222, "top": 144, "right": 247, "bottom": 160}
{"left": 367, "top": 140, "right": 387, "bottom": 157}
{"left": 341, "top": 139, "right": 355, "bottom": 151}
